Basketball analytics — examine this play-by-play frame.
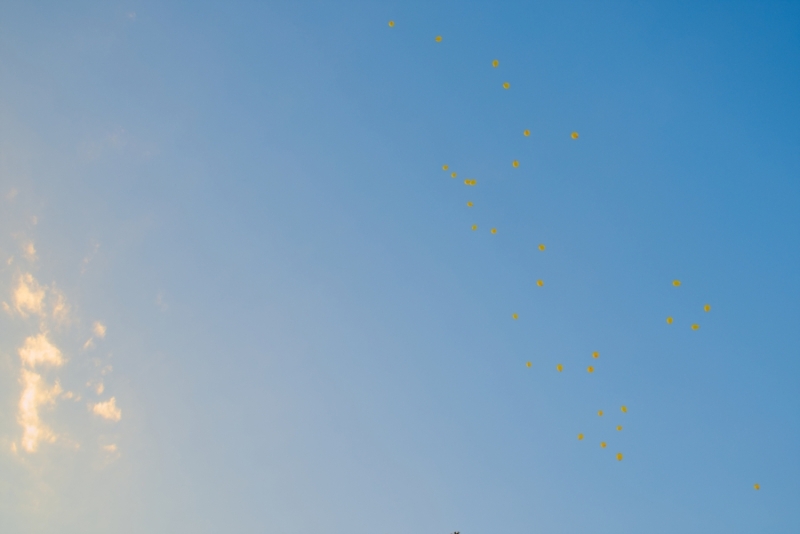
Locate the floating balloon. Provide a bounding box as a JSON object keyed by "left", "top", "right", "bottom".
{"left": 704, "top": 304, "right": 711, "bottom": 312}
{"left": 503, "top": 82, "right": 510, "bottom": 89}
{"left": 621, "top": 406, "right": 628, "bottom": 413}
{"left": 598, "top": 410, "right": 604, "bottom": 417}
{"left": 578, "top": 433, "right": 584, "bottom": 440}
{"left": 471, "top": 224, "right": 478, "bottom": 231}
{"left": 691, "top": 324, "right": 700, "bottom": 330}
{"left": 388, "top": 20, "right": 395, "bottom": 27}
{"left": 538, "top": 244, "right": 545, "bottom": 251}
{"left": 523, "top": 129, "right": 530, "bottom": 136}
{"left": 673, "top": 280, "right": 681, "bottom": 287}
{"left": 754, "top": 484, "right": 760, "bottom": 490}
{"left": 666, "top": 316, "right": 674, "bottom": 324}
{"left": 466, "top": 201, "right": 473, "bottom": 207}
{"left": 526, "top": 361, "right": 532, "bottom": 368}
{"left": 587, "top": 366, "right": 594, "bottom": 373}
{"left": 512, "top": 313, "right": 519, "bottom": 320}
{"left": 435, "top": 35, "right": 442, "bottom": 42}
{"left": 536, "top": 280, "right": 544, "bottom": 287}
{"left": 571, "top": 132, "right": 579, "bottom": 139}
{"left": 492, "top": 59, "right": 499, "bottom": 68}
{"left": 451, "top": 172, "right": 457, "bottom": 178}
{"left": 512, "top": 160, "right": 519, "bottom": 168}
{"left": 491, "top": 228, "right": 497, "bottom": 234}
{"left": 556, "top": 364, "right": 563, "bottom": 372}
{"left": 616, "top": 425, "right": 622, "bottom": 431}
{"left": 616, "top": 452, "right": 623, "bottom": 461}
{"left": 592, "top": 351, "right": 599, "bottom": 359}
{"left": 442, "top": 165, "right": 449, "bottom": 171}
{"left": 600, "top": 442, "right": 607, "bottom": 449}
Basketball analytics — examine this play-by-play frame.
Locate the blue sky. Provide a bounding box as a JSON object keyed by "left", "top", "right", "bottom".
{"left": 1, "top": 1, "right": 799, "bottom": 532}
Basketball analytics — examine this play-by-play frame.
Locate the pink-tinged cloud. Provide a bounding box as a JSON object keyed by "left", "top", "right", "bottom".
{"left": 18, "top": 369, "right": 62, "bottom": 453}
{"left": 18, "top": 333, "right": 64, "bottom": 368}
{"left": 92, "top": 397, "right": 122, "bottom": 422}
{"left": 13, "top": 273, "right": 45, "bottom": 317}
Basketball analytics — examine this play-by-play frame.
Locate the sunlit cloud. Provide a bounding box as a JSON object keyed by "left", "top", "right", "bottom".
{"left": 22, "top": 241, "right": 37, "bottom": 262}
{"left": 18, "top": 333, "right": 64, "bottom": 368}
{"left": 13, "top": 273, "right": 46, "bottom": 318}
{"left": 92, "top": 321, "right": 106, "bottom": 338}
{"left": 92, "top": 397, "right": 122, "bottom": 422}
{"left": 18, "top": 369, "right": 63, "bottom": 453}
{"left": 51, "top": 287, "right": 71, "bottom": 325}
{"left": 103, "top": 443, "right": 118, "bottom": 453}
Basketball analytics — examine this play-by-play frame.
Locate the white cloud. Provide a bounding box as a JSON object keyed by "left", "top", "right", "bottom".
{"left": 92, "top": 397, "right": 121, "bottom": 422}
{"left": 6, "top": 188, "right": 18, "bottom": 201}
{"left": 18, "top": 333, "right": 64, "bottom": 368}
{"left": 92, "top": 321, "right": 106, "bottom": 338}
{"left": 18, "top": 369, "right": 62, "bottom": 453}
{"left": 13, "top": 273, "right": 46, "bottom": 317}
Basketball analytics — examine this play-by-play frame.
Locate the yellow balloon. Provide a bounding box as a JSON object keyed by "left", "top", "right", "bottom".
{"left": 523, "top": 129, "right": 530, "bottom": 136}
{"left": 673, "top": 280, "right": 681, "bottom": 287}
{"left": 600, "top": 442, "right": 607, "bottom": 448}
{"left": 388, "top": 20, "right": 395, "bottom": 27}
{"left": 587, "top": 366, "right": 594, "bottom": 373}
{"left": 704, "top": 304, "right": 711, "bottom": 312}
{"left": 571, "top": 132, "right": 579, "bottom": 139}
{"left": 666, "top": 316, "right": 674, "bottom": 324}
{"left": 536, "top": 280, "right": 544, "bottom": 287}
{"left": 526, "top": 361, "right": 532, "bottom": 368}
{"left": 451, "top": 172, "right": 457, "bottom": 178}
{"left": 471, "top": 179, "right": 477, "bottom": 185}
{"left": 538, "top": 244, "right": 545, "bottom": 251}
{"left": 691, "top": 323, "right": 700, "bottom": 330}
{"left": 491, "top": 228, "right": 497, "bottom": 234}
{"left": 492, "top": 59, "right": 499, "bottom": 67}
{"left": 598, "top": 410, "right": 604, "bottom": 417}
{"left": 442, "top": 164, "right": 449, "bottom": 171}
{"left": 502, "top": 82, "right": 510, "bottom": 89}
{"left": 754, "top": 483, "right": 760, "bottom": 490}
{"left": 621, "top": 405, "right": 628, "bottom": 413}
{"left": 512, "top": 160, "right": 519, "bottom": 168}
{"left": 435, "top": 35, "right": 442, "bottom": 42}
{"left": 556, "top": 364, "right": 563, "bottom": 372}
{"left": 616, "top": 425, "right": 622, "bottom": 431}
{"left": 512, "top": 313, "right": 518, "bottom": 320}
{"left": 616, "top": 452, "right": 623, "bottom": 461}
{"left": 471, "top": 224, "right": 478, "bottom": 231}
{"left": 464, "top": 179, "right": 470, "bottom": 185}
{"left": 466, "top": 201, "right": 473, "bottom": 207}
{"left": 577, "top": 433, "right": 584, "bottom": 440}
{"left": 592, "top": 351, "right": 599, "bottom": 359}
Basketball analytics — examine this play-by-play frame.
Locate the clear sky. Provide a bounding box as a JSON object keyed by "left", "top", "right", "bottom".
{"left": 1, "top": 1, "right": 799, "bottom": 533}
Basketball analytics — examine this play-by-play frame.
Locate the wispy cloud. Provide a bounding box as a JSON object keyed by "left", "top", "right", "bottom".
{"left": 51, "top": 286, "right": 71, "bottom": 325}
{"left": 22, "top": 241, "right": 36, "bottom": 262}
{"left": 15, "top": 332, "right": 66, "bottom": 452}
{"left": 92, "top": 321, "right": 106, "bottom": 338}
{"left": 18, "top": 333, "right": 64, "bottom": 368}
{"left": 92, "top": 397, "right": 122, "bottom": 422}
{"left": 18, "top": 369, "right": 63, "bottom": 453}
{"left": 13, "top": 273, "right": 46, "bottom": 318}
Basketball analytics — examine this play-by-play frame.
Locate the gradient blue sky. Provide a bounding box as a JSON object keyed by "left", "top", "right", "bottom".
{"left": 1, "top": 1, "right": 799, "bottom": 533}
